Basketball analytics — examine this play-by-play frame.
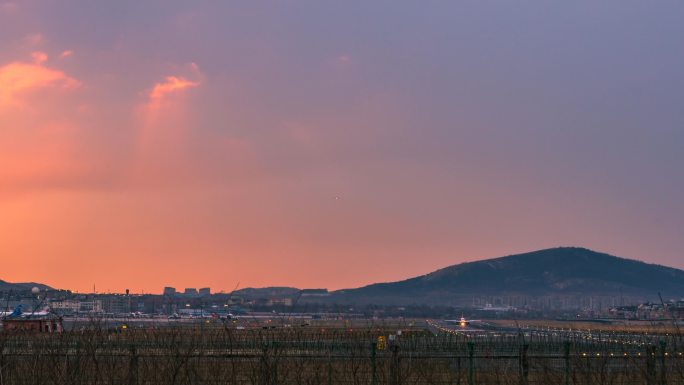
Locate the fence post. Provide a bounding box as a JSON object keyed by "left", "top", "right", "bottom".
{"left": 467, "top": 342, "right": 475, "bottom": 385}
{"left": 272, "top": 341, "right": 278, "bottom": 385}
{"left": 390, "top": 344, "right": 401, "bottom": 385}
{"left": 456, "top": 355, "right": 462, "bottom": 385}
{"left": 260, "top": 345, "right": 269, "bottom": 385}
{"left": 327, "top": 351, "right": 333, "bottom": 385}
{"left": 519, "top": 344, "right": 529, "bottom": 385}
{"left": 128, "top": 345, "right": 138, "bottom": 385}
{"left": 371, "top": 342, "right": 377, "bottom": 385}
{"left": 659, "top": 341, "right": 667, "bottom": 385}
{"left": 646, "top": 345, "right": 656, "bottom": 385}
{"left": 564, "top": 341, "right": 571, "bottom": 385}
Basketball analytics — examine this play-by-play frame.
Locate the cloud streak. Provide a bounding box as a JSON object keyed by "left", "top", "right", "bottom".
{"left": 147, "top": 75, "right": 199, "bottom": 108}
{"left": 0, "top": 53, "right": 79, "bottom": 110}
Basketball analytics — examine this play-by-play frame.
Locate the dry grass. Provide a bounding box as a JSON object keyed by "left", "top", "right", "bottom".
{"left": 489, "top": 319, "right": 681, "bottom": 334}
{"left": 0, "top": 320, "right": 682, "bottom": 385}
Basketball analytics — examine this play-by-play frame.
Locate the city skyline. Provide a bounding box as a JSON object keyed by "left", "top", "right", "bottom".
{"left": 2, "top": 1, "right": 684, "bottom": 294}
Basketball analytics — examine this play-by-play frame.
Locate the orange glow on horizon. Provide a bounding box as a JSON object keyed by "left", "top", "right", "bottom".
{"left": 2, "top": 5, "right": 683, "bottom": 295}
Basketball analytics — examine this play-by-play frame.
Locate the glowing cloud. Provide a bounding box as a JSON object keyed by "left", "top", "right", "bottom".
{"left": 60, "top": 50, "right": 74, "bottom": 58}
{"left": 144, "top": 62, "right": 202, "bottom": 110}
{"left": 0, "top": 54, "right": 79, "bottom": 109}
{"left": 147, "top": 76, "right": 199, "bottom": 107}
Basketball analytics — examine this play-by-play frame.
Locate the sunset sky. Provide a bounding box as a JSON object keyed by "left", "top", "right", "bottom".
{"left": 2, "top": 1, "right": 683, "bottom": 294}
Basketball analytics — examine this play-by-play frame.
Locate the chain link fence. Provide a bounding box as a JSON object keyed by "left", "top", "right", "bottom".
{"left": 0, "top": 325, "right": 683, "bottom": 384}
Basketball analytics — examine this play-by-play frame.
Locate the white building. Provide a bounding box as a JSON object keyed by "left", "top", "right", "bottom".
{"left": 50, "top": 300, "right": 81, "bottom": 313}
{"left": 79, "top": 300, "right": 104, "bottom": 313}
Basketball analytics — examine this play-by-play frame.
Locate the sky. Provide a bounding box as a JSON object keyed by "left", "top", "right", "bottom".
{"left": 1, "top": 1, "right": 683, "bottom": 294}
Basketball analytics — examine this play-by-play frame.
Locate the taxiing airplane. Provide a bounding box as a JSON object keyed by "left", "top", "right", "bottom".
{"left": 0, "top": 304, "right": 51, "bottom": 318}
{"left": 445, "top": 316, "right": 481, "bottom": 328}
{"left": 0, "top": 304, "right": 24, "bottom": 318}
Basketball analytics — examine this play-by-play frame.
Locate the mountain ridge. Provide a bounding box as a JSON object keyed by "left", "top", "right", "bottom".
{"left": 0, "top": 279, "right": 52, "bottom": 292}
{"left": 325, "top": 247, "right": 684, "bottom": 305}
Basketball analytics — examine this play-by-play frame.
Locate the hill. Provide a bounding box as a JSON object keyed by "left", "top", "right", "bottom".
{"left": 233, "top": 287, "right": 300, "bottom": 300}
{"left": 0, "top": 279, "right": 52, "bottom": 292}
{"left": 328, "top": 247, "right": 684, "bottom": 305}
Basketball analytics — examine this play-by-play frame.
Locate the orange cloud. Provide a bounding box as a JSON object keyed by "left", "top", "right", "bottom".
{"left": 147, "top": 76, "right": 199, "bottom": 106}
{"left": 60, "top": 50, "right": 74, "bottom": 58}
{"left": 0, "top": 54, "right": 79, "bottom": 109}
{"left": 144, "top": 63, "right": 202, "bottom": 111}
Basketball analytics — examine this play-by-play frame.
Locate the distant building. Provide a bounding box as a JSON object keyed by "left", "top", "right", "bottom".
{"left": 199, "top": 287, "right": 211, "bottom": 296}
{"left": 163, "top": 287, "right": 177, "bottom": 296}
{"left": 609, "top": 306, "right": 637, "bottom": 319}
{"left": 50, "top": 300, "right": 81, "bottom": 314}
{"left": 184, "top": 288, "right": 198, "bottom": 296}
{"left": 79, "top": 300, "right": 103, "bottom": 313}
{"left": 101, "top": 295, "right": 131, "bottom": 314}
{"left": 178, "top": 308, "right": 206, "bottom": 316}
{"left": 637, "top": 303, "right": 665, "bottom": 320}
{"left": 298, "top": 289, "right": 330, "bottom": 304}
{"left": 2, "top": 315, "right": 63, "bottom": 333}
{"left": 268, "top": 298, "right": 293, "bottom": 307}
